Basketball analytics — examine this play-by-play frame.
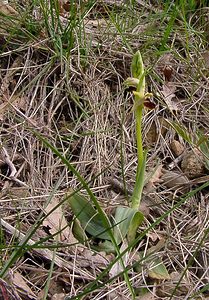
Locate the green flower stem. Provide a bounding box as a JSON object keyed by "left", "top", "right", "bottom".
{"left": 130, "top": 98, "right": 146, "bottom": 210}
{"left": 131, "top": 75, "right": 146, "bottom": 210}
{"left": 135, "top": 103, "right": 144, "bottom": 166}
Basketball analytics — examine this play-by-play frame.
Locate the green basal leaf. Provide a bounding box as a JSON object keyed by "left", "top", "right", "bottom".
{"left": 72, "top": 219, "right": 87, "bottom": 245}
{"left": 127, "top": 210, "right": 144, "bottom": 243}
{"left": 68, "top": 192, "right": 111, "bottom": 240}
{"left": 113, "top": 206, "right": 144, "bottom": 245}
{"left": 148, "top": 257, "right": 170, "bottom": 280}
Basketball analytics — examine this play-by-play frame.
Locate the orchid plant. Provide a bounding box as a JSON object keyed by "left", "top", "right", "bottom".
{"left": 125, "top": 50, "right": 153, "bottom": 211}
{"left": 68, "top": 50, "right": 151, "bottom": 249}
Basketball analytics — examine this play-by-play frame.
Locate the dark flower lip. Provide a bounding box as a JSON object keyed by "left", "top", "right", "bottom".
{"left": 126, "top": 86, "right": 137, "bottom": 92}
{"left": 144, "top": 100, "right": 156, "bottom": 109}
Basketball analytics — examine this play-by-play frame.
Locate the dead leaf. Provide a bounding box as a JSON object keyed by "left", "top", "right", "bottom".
{"left": 52, "top": 293, "right": 66, "bottom": 300}
{"left": 78, "top": 249, "right": 110, "bottom": 268}
{"left": 0, "top": 278, "right": 21, "bottom": 300}
{"left": 163, "top": 65, "right": 173, "bottom": 81}
{"left": 13, "top": 271, "right": 36, "bottom": 299}
{"left": 0, "top": 94, "right": 27, "bottom": 121}
{"left": 145, "top": 117, "right": 170, "bottom": 146}
{"left": 161, "top": 170, "right": 189, "bottom": 191}
{"left": 159, "top": 117, "right": 170, "bottom": 137}
{"left": 85, "top": 18, "right": 108, "bottom": 28}
{"left": 156, "top": 271, "right": 189, "bottom": 297}
{"left": 136, "top": 292, "right": 155, "bottom": 300}
{"left": 43, "top": 196, "right": 77, "bottom": 243}
{"left": 0, "top": 57, "right": 25, "bottom": 120}
{"left": 109, "top": 241, "right": 129, "bottom": 278}
{"left": 146, "top": 232, "right": 160, "bottom": 242}
{"left": 161, "top": 82, "right": 179, "bottom": 112}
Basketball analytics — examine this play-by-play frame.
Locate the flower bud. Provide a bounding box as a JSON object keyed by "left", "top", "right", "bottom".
{"left": 131, "top": 50, "right": 144, "bottom": 79}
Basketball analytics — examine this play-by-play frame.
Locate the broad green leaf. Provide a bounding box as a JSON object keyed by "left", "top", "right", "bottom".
{"left": 148, "top": 257, "right": 170, "bottom": 280}
{"left": 113, "top": 206, "right": 144, "bottom": 245}
{"left": 72, "top": 219, "right": 87, "bottom": 245}
{"left": 68, "top": 192, "right": 111, "bottom": 240}
{"left": 127, "top": 210, "right": 144, "bottom": 243}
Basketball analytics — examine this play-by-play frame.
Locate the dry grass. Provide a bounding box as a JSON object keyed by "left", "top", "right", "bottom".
{"left": 0, "top": 1, "right": 209, "bottom": 299}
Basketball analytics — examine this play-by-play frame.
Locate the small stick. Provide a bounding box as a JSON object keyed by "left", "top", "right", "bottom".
{"left": 108, "top": 177, "right": 133, "bottom": 195}
{"left": 0, "top": 218, "right": 94, "bottom": 280}
{"left": 1, "top": 147, "right": 17, "bottom": 177}
{"left": 0, "top": 146, "right": 29, "bottom": 188}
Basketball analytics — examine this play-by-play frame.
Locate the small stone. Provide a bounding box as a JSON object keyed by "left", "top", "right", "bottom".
{"left": 170, "top": 140, "right": 184, "bottom": 157}
{"left": 181, "top": 150, "right": 205, "bottom": 179}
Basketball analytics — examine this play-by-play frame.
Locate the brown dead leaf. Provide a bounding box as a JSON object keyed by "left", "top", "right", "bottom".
{"left": 163, "top": 65, "right": 173, "bottom": 81}
{"left": 0, "top": 56, "right": 25, "bottom": 120}
{"left": 13, "top": 271, "right": 36, "bottom": 299}
{"left": 85, "top": 18, "right": 108, "bottom": 28}
{"left": 159, "top": 117, "right": 170, "bottom": 137}
{"left": 78, "top": 249, "right": 110, "bottom": 268}
{"left": 43, "top": 197, "right": 77, "bottom": 244}
{"left": 0, "top": 278, "right": 21, "bottom": 300}
{"left": 145, "top": 118, "right": 170, "bottom": 146}
{"left": 156, "top": 271, "right": 189, "bottom": 297}
{"left": 109, "top": 241, "right": 129, "bottom": 278}
{"left": 52, "top": 293, "right": 66, "bottom": 300}
{"left": 146, "top": 232, "right": 160, "bottom": 242}
{"left": 136, "top": 292, "right": 155, "bottom": 300}
{"left": 161, "top": 82, "right": 179, "bottom": 112}
{"left": 161, "top": 170, "right": 189, "bottom": 191}
{"left": 0, "top": 94, "right": 28, "bottom": 120}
